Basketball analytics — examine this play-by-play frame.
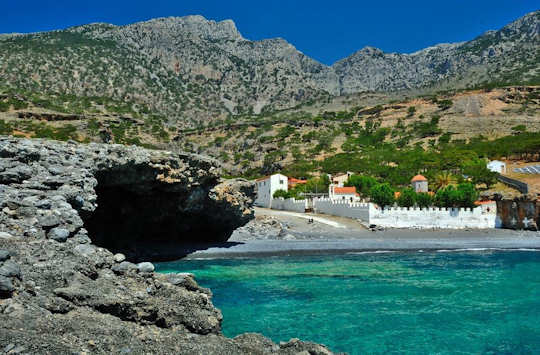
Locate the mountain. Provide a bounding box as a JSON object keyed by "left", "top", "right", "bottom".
{"left": 0, "top": 11, "right": 538, "bottom": 127}
{"left": 333, "top": 10, "right": 540, "bottom": 93}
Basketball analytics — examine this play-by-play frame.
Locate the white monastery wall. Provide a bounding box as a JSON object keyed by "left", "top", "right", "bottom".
{"left": 270, "top": 198, "right": 306, "bottom": 213}
{"left": 368, "top": 203, "right": 497, "bottom": 229}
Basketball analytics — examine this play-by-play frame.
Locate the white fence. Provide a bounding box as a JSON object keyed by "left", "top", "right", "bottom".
{"left": 309, "top": 198, "right": 497, "bottom": 229}
{"left": 270, "top": 197, "right": 498, "bottom": 229}
{"left": 313, "top": 198, "right": 370, "bottom": 221}
{"left": 270, "top": 198, "right": 307, "bottom": 213}
{"left": 368, "top": 203, "right": 498, "bottom": 229}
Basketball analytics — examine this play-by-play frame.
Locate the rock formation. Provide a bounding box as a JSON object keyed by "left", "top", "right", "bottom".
{"left": 0, "top": 137, "right": 334, "bottom": 353}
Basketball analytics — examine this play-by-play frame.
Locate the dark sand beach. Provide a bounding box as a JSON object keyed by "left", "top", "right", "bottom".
{"left": 182, "top": 207, "right": 540, "bottom": 258}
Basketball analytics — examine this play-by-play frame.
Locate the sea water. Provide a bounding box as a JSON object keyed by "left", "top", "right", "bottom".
{"left": 156, "top": 251, "right": 540, "bottom": 354}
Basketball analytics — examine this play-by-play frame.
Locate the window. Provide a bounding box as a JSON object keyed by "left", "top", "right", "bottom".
{"left": 279, "top": 180, "right": 284, "bottom": 185}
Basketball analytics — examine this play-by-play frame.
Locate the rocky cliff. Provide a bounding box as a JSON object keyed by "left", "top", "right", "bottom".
{"left": 0, "top": 137, "right": 334, "bottom": 353}
{"left": 0, "top": 11, "right": 537, "bottom": 126}
{"left": 333, "top": 11, "right": 539, "bottom": 93}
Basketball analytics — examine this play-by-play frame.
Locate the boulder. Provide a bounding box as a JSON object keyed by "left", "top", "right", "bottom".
{"left": 113, "top": 253, "right": 126, "bottom": 263}
{"left": 112, "top": 261, "right": 138, "bottom": 275}
{"left": 0, "top": 276, "right": 14, "bottom": 296}
{"left": 137, "top": 262, "right": 155, "bottom": 273}
{"left": 47, "top": 227, "right": 70, "bottom": 242}
{"left": 0, "top": 250, "right": 10, "bottom": 262}
{"left": 0, "top": 261, "right": 21, "bottom": 279}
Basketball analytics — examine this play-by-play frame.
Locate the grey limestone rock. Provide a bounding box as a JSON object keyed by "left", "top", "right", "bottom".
{"left": 0, "top": 275, "right": 14, "bottom": 295}
{"left": 0, "top": 260, "right": 21, "bottom": 279}
{"left": 111, "top": 261, "right": 138, "bottom": 275}
{"left": 0, "top": 249, "right": 10, "bottom": 261}
{"left": 113, "top": 253, "right": 126, "bottom": 263}
{"left": 0, "top": 137, "right": 333, "bottom": 354}
{"left": 136, "top": 262, "right": 155, "bottom": 273}
{"left": 47, "top": 227, "right": 70, "bottom": 242}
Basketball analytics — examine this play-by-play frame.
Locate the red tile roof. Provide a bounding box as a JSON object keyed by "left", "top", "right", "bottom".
{"left": 334, "top": 187, "right": 357, "bottom": 194}
{"left": 289, "top": 178, "right": 307, "bottom": 184}
{"left": 411, "top": 174, "right": 427, "bottom": 182}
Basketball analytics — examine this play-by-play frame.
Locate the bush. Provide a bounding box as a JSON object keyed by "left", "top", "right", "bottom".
{"left": 369, "top": 183, "right": 395, "bottom": 207}
{"left": 345, "top": 175, "right": 377, "bottom": 196}
{"left": 437, "top": 99, "right": 453, "bottom": 110}
{"left": 416, "top": 193, "right": 432, "bottom": 208}
{"left": 0, "top": 101, "right": 9, "bottom": 112}
{"left": 434, "top": 183, "right": 477, "bottom": 208}
{"left": 397, "top": 188, "right": 416, "bottom": 207}
{"left": 273, "top": 189, "right": 289, "bottom": 198}
{"left": 463, "top": 160, "right": 498, "bottom": 188}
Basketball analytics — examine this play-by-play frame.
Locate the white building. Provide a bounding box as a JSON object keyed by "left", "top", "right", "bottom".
{"left": 254, "top": 173, "right": 288, "bottom": 208}
{"left": 329, "top": 185, "right": 360, "bottom": 202}
{"left": 411, "top": 175, "right": 428, "bottom": 193}
{"left": 332, "top": 171, "right": 354, "bottom": 187}
{"left": 487, "top": 160, "right": 506, "bottom": 174}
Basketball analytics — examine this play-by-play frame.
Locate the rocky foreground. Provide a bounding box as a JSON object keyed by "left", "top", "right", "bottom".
{"left": 0, "top": 137, "right": 333, "bottom": 354}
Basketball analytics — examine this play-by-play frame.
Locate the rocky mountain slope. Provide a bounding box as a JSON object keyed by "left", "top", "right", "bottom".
{"left": 0, "top": 11, "right": 537, "bottom": 127}
{"left": 334, "top": 10, "right": 540, "bottom": 93}
{"left": 0, "top": 137, "right": 334, "bottom": 353}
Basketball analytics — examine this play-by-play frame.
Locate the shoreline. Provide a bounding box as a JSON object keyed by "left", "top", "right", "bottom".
{"left": 176, "top": 207, "right": 540, "bottom": 259}
{"left": 182, "top": 238, "right": 540, "bottom": 259}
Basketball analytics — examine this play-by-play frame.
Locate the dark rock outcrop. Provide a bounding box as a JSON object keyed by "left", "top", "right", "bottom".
{"left": 0, "top": 137, "right": 334, "bottom": 354}
{"left": 0, "top": 136, "right": 254, "bottom": 259}
{"left": 495, "top": 195, "right": 540, "bottom": 231}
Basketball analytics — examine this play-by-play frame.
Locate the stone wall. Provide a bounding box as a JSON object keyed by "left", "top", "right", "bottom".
{"left": 369, "top": 203, "right": 498, "bottom": 229}
{"left": 311, "top": 197, "right": 497, "bottom": 229}
{"left": 270, "top": 197, "right": 306, "bottom": 213}
{"left": 313, "top": 198, "right": 370, "bottom": 221}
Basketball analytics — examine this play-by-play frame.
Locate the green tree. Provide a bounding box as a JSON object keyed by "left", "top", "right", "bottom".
{"left": 273, "top": 189, "right": 289, "bottom": 198}
{"left": 345, "top": 175, "right": 377, "bottom": 196}
{"left": 369, "top": 183, "right": 395, "bottom": 207}
{"left": 397, "top": 188, "right": 416, "bottom": 207}
{"left": 304, "top": 175, "right": 330, "bottom": 194}
{"left": 463, "top": 160, "right": 498, "bottom": 188}
{"left": 455, "top": 183, "right": 478, "bottom": 208}
{"left": 416, "top": 193, "right": 432, "bottom": 208}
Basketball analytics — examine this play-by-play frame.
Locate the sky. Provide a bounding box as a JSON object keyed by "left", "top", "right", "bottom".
{"left": 1, "top": 1, "right": 538, "bottom": 65}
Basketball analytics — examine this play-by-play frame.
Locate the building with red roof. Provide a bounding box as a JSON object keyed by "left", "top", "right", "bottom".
{"left": 288, "top": 178, "right": 307, "bottom": 189}
{"left": 411, "top": 174, "right": 428, "bottom": 193}
{"left": 329, "top": 185, "right": 360, "bottom": 202}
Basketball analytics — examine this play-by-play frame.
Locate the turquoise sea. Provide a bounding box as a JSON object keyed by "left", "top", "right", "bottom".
{"left": 156, "top": 251, "right": 540, "bottom": 354}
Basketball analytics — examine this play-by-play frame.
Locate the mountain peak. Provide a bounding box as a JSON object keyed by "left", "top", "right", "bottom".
{"left": 130, "top": 15, "right": 244, "bottom": 41}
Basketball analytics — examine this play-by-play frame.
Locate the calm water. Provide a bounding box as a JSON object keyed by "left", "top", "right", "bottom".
{"left": 156, "top": 251, "right": 540, "bottom": 354}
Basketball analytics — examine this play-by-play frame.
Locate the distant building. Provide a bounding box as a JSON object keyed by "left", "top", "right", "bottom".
{"left": 329, "top": 185, "right": 360, "bottom": 202}
{"left": 487, "top": 160, "right": 506, "bottom": 174}
{"left": 288, "top": 178, "right": 307, "bottom": 189}
{"left": 254, "top": 174, "right": 288, "bottom": 208}
{"left": 411, "top": 174, "right": 428, "bottom": 193}
{"left": 332, "top": 171, "right": 354, "bottom": 187}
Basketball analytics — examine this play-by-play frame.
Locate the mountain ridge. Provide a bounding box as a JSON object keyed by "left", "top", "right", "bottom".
{"left": 0, "top": 10, "right": 537, "bottom": 126}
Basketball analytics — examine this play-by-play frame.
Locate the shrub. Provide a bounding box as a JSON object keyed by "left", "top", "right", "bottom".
{"left": 437, "top": 99, "right": 453, "bottom": 110}
{"left": 434, "top": 183, "right": 478, "bottom": 208}
{"left": 369, "top": 183, "right": 395, "bottom": 207}
{"left": 397, "top": 188, "right": 416, "bottom": 207}
{"left": 273, "top": 189, "right": 289, "bottom": 198}
{"left": 0, "top": 101, "right": 9, "bottom": 112}
{"left": 345, "top": 175, "right": 377, "bottom": 196}
{"left": 463, "top": 160, "right": 498, "bottom": 188}
{"left": 416, "top": 193, "right": 432, "bottom": 208}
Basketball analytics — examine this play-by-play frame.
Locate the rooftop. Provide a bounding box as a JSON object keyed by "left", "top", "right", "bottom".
{"left": 411, "top": 174, "right": 428, "bottom": 182}
{"left": 334, "top": 186, "right": 358, "bottom": 195}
